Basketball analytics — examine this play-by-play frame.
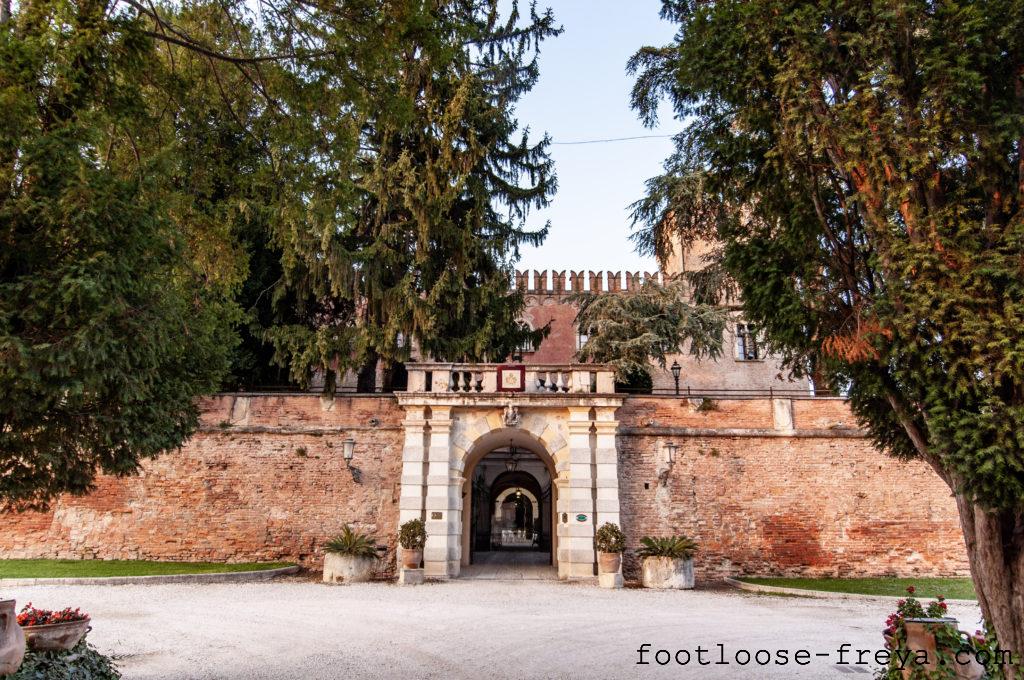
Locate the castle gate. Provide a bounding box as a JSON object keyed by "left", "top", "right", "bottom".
{"left": 396, "top": 363, "right": 623, "bottom": 579}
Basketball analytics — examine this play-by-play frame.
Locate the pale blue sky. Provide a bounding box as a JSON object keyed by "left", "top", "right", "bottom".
{"left": 513, "top": 0, "right": 677, "bottom": 273}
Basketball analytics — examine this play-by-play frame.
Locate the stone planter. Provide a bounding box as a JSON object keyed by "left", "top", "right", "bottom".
{"left": 901, "top": 618, "right": 983, "bottom": 680}
{"left": 22, "top": 618, "right": 91, "bottom": 652}
{"left": 0, "top": 599, "right": 26, "bottom": 675}
{"left": 323, "top": 552, "right": 376, "bottom": 584}
{"left": 597, "top": 551, "right": 622, "bottom": 574}
{"left": 641, "top": 556, "right": 694, "bottom": 589}
{"left": 400, "top": 548, "right": 423, "bottom": 570}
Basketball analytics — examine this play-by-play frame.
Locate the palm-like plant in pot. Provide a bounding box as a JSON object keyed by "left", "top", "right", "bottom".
{"left": 594, "top": 523, "right": 626, "bottom": 574}
{"left": 637, "top": 536, "right": 698, "bottom": 590}
{"left": 399, "top": 519, "right": 427, "bottom": 570}
{"left": 323, "top": 525, "right": 379, "bottom": 584}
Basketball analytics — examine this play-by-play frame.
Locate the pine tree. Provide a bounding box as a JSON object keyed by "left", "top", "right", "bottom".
{"left": 263, "top": 1, "right": 560, "bottom": 391}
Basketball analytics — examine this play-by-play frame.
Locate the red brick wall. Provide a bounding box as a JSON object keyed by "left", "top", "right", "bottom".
{"left": 0, "top": 394, "right": 968, "bottom": 581}
{"left": 0, "top": 395, "right": 405, "bottom": 575}
{"left": 616, "top": 397, "right": 968, "bottom": 580}
{"left": 521, "top": 298, "right": 578, "bottom": 364}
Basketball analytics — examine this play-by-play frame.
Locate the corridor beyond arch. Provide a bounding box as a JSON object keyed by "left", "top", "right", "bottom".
{"left": 460, "top": 427, "right": 557, "bottom": 572}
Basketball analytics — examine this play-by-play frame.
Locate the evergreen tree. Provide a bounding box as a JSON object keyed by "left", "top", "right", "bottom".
{"left": 0, "top": 0, "right": 236, "bottom": 509}
{"left": 262, "top": 1, "right": 560, "bottom": 391}
{"left": 573, "top": 278, "right": 725, "bottom": 381}
{"left": 629, "top": 0, "right": 1024, "bottom": 664}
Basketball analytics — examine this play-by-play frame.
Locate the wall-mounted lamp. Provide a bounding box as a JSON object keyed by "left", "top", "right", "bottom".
{"left": 665, "top": 442, "right": 678, "bottom": 464}
{"left": 342, "top": 438, "right": 355, "bottom": 466}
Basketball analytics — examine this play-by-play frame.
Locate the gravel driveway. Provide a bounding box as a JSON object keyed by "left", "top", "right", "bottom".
{"left": 9, "top": 578, "right": 982, "bottom": 679}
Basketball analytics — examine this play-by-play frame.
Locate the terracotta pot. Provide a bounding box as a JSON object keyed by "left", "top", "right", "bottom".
{"left": 323, "top": 552, "right": 377, "bottom": 584}
{"left": 0, "top": 599, "right": 26, "bottom": 675}
{"left": 22, "top": 618, "right": 91, "bottom": 652}
{"left": 597, "top": 551, "right": 621, "bottom": 574}
{"left": 902, "top": 618, "right": 983, "bottom": 680}
{"left": 641, "top": 556, "right": 694, "bottom": 589}
{"left": 400, "top": 548, "right": 423, "bottom": 570}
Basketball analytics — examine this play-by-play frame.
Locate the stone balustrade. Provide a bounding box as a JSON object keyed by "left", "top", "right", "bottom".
{"left": 404, "top": 362, "right": 616, "bottom": 395}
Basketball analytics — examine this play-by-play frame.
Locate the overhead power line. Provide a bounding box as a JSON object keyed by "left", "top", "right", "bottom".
{"left": 550, "top": 134, "right": 674, "bottom": 146}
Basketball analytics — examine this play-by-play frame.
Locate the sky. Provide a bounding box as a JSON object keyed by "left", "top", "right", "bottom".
{"left": 512, "top": 0, "right": 678, "bottom": 273}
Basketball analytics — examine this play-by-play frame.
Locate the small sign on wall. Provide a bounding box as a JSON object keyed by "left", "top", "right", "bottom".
{"left": 431, "top": 512, "right": 442, "bottom": 520}
{"left": 575, "top": 514, "right": 588, "bottom": 523}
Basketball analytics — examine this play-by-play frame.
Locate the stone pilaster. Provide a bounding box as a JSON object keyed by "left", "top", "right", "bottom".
{"left": 560, "top": 406, "right": 596, "bottom": 579}
{"left": 554, "top": 476, "right": 572, "bottom": 579}
{"left": 593, "top": 407, "right": 621, "bottom": 528}
{"left": 423, "top": 407, "right": 461, "bottom": 577}
{"left": 398, "top": 407, "right": 427, "bottom": 526}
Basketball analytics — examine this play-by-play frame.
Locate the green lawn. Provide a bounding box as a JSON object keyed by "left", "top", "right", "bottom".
{"left": 0, "top": 559, "right": 293, "bottom": 579}
{"left": 738, "top": 577, "right": 976, "bottom": 600}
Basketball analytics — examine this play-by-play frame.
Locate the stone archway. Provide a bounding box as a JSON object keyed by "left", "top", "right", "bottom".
{"left": 493, "top": 487, "right": 540, "bottom": 522}
{"left": 395, "top": 391, "right": 624, "bottom": 580}
{"left": 459, "top": 426, "right": 558, "bottom": 570}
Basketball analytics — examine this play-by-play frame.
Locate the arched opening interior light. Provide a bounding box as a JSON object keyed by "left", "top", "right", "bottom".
{"left": 505, "top": 441, "right": 519, "bottom": 473}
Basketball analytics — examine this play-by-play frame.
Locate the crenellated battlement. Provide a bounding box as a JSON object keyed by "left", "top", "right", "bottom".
{"left": 514, "top": 269, "right": 669, "bottom": 294}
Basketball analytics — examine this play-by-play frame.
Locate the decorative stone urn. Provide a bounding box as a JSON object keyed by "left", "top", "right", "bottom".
{"left": 0, "top": 599, "right": 26, "bottom": 675}
{"left": 323, "top": 553, "right": 376, "bottom": 584}
{"left": 22, "top": 618, "right": 91, "bottom": 652}
{"left": 901, "top": 618, "right": 983, "bottom": 680}
{"left": 641, "top": 556, "right": 694, "bottom": 589}
{"left": 597, "top": 551, "right": 622, "bottom": 574}
{"left": 400, "top": 548, "right": 423, "bottom": 570}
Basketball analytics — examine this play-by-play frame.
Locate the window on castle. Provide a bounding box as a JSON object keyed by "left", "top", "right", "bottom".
{"left": 576, "top": 330, "right": 589, "bottom": 351}
{"left": 516, "top": 323, "right": 535, "bottom": 355}
{"left": 735, "top": 323, "right": 763, "bottom": 361}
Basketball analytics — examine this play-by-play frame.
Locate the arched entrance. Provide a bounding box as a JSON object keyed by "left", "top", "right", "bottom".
{"left": 460, "top": 429, "right": 557, "bottom": 577}
{"left": 467, "top": 450, "right": 552, "bottom": 562}
{"left": 395, "top": 381, "right": 624, "bottom": 580}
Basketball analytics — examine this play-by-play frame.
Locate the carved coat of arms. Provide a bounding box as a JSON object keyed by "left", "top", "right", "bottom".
{"left": 503, "top": 404, "right": 521, "bottom": 428}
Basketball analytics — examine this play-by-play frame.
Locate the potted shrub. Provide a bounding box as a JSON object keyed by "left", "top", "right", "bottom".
{"left": 399, "top": 518, "right": 427, "bottom": 569}
{"left": 594, "top": 523, "right": 626, "bottom": 574}
{"left": 16, "top": 604, "right": 91, "bottom": 652}
{"left": 638, "top": 536, "right": 698, "bottom": 589}
{"left": 323, "top": 525, "right": 379, "bottom": 584}
{"left": 0, "top": 599, "right": 25, "bottom": 675}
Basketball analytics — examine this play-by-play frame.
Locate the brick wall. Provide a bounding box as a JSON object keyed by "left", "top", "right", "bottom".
{"left": 0, "top": 395, "right": 406, "bottom": 575}
{"left": 0, "top": 394, "right": 968, "bottom": 581}
{"left": 616, "top": 397, "right": 968, "bottom": 581}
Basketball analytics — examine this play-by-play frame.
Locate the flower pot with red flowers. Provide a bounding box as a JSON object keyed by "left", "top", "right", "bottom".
{"left": 323, "top": 525, "right": 379, "bottom": 584}
{"left": 0, "top": 599, "right": 26, "bottom": 675}
{"left": 881, "top": 587, "right": 984, "bottom": 680}
{"left": 17, "top": 604, "right": 91, "bottom": 652}
{"left": 594, "top": 523, "right": 625, "bottom": 574}
{"left": 398, "top": 519, "right": 427, "bottom": 570}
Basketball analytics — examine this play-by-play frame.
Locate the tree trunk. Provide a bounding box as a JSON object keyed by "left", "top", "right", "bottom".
{"left": 954, "top": 495, "right": 1024, "bottom": 678}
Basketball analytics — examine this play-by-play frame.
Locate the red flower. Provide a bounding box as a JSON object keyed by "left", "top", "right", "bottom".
{"left": 907, "top": 586, "right": 916, "bottom": 594}
{"left": 17, "top": 604, "right": 88, "bottom": 627}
